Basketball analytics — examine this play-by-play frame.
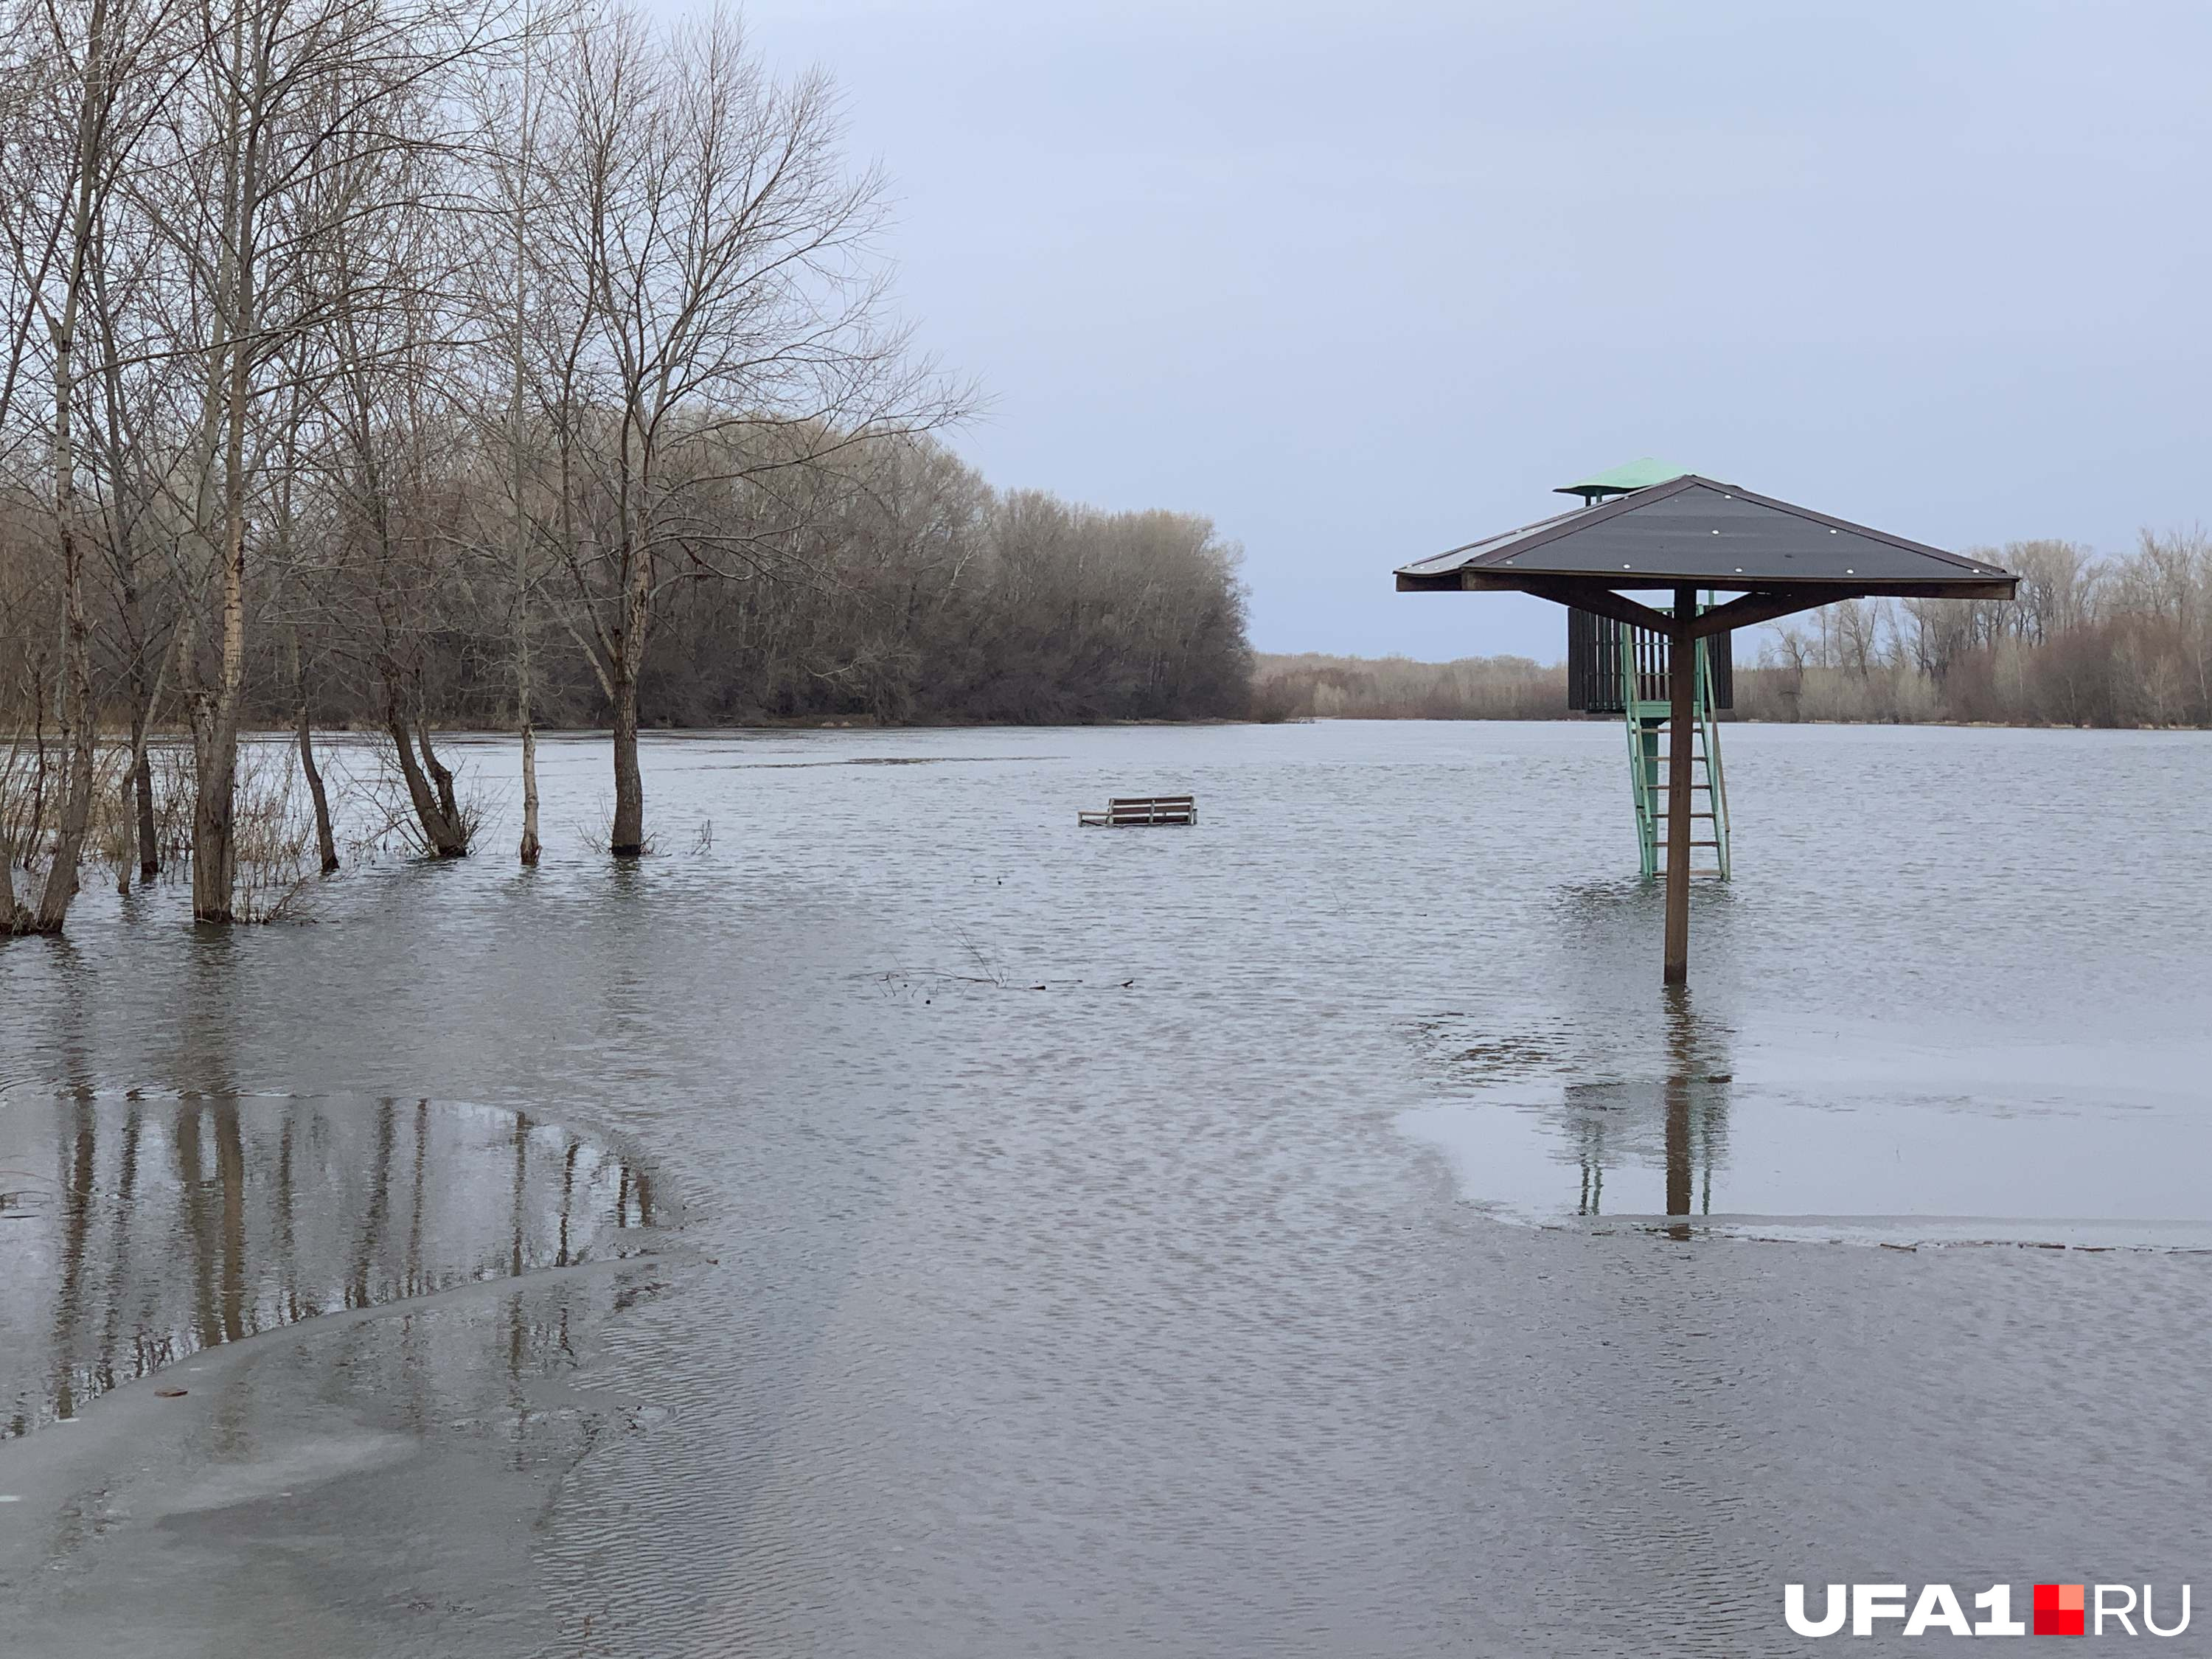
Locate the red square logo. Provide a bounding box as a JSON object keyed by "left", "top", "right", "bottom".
{"left": 2034, "top": 1583, "right": 2085, "bottom": 1636}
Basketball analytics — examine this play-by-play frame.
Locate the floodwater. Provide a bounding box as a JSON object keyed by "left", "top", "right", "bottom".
{"left": 3, "top": 719, "right": 2211, "bottom": 1656}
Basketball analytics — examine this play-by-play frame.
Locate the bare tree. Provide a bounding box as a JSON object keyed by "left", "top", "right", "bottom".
{"left": 530, "top": 4, "right": 965, "bottom": 855}
{"left": 139, "top": 0, "right": 493, "bottom": 917}
{"left": 461, "top": 0, "right": 565, "bottom": 863}
{"left": 0, "top": 0, "right": 190, "bottom": 930}
{"left": 299, "top": 125, "right": 477, "bottom": 859}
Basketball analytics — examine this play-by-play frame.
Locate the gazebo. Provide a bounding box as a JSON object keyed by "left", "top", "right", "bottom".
{"left": 1396, "top": 464, "right": 2017, "bottom": 984}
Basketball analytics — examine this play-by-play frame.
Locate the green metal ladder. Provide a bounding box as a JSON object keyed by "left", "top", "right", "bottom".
{"left": 1620, "top": 603, "right": 1731, "bottom": 883}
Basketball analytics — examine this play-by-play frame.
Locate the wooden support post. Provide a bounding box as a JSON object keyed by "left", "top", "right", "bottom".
{"left": 1662, "top": 585, "right": 1696, "bottom": 985}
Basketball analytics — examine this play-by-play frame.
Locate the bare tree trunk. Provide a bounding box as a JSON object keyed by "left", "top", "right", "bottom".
{"left": 33, "top": 521, "right": 96, "bottom": 931}
{"left": 382, "top": 695, "right": 467, "bottom": 858}
{"left": 518, "top": 714, "right": 540, "bottom": 865}
{"left": 297, "top": 713, "right": 337, "bottom": 875}
{"left": 605, "top": 520, "right": 652, "bottom": 856}
{"left": 192, "top": 594, "right": 243, "bottom": 922}
{"left": 94, "top": 224, "right": 159, "bottom": 883}
{"left": 32, "top": 17, "right": 108, "bottom": 935}
{"left": 0, "top": 734, "right": 32, "bottom": 932}
{"left": 28, "top": 672, "right": 49, "bottom": 867}
{"left": 512, "top": 18, "right": 540, "bottom": 868}
{"left": 113, "top": 769, "right": 132, "bottom": 894}
{"left": 419, "top": 723, "right": 460, "bottom": 835}
{"left": 192, "top": 335, "right": 251, "bottom": 922}
{"left": 288, "top": 630, "right": 336, "bottom": 872}
{"left": 189, "top": 0, "right": 264, "bottom": 925}
{"left": 609, "top": 669, "right": 643, "bottom": 856}
{"left": 512, "top": 408, "right": 540, "bottom": 864}
{"left": 128, "top": 650, "right": 157, "bottom": 881}
{"left": 0, "top": 828, "right": 24, "bottom": 932}
{"left": 189, "top": 688, "right": 235, "bottom": 920}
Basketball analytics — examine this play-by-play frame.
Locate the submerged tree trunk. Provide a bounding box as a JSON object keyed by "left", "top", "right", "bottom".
{"left": 190, "top": 0, "right": 260, "bottom": 927}
{"left": 190, "top": 688, "right": 238, "bottom": 922}
{"left": 608, "top": 672, "right": 643, "bottom": 856}
{"left": 383, "top": 698, "right": 468, "bottom": 858}
{"left": 297, "top": 706, "right": 338, "bottom": 873}
{"left": 191, "top": 348, "right": 250, "bottom": 922}
{"left": 0, "top": 732, "right": 32, "bottom": 931}
{"left": 290, "top": 632, "right": 336, "bottom": 872}
{"left": 102, "top": 247, "right": 159, "bottom": 885}
{"left": 113, "top": 773, "right": 131, "bottom": 896}
{"left": 507, "top": 44, "right": 540, "bottom": 871}
{"left": 17, "top": 0, "right": 113, "bottom": 934}
{"left": 33, "top": 527, "right": 96, "bottom": 931}
{"left": 605, "top": 524, "right": 653, "bottom": 857}
{"left": 34, "top": 206, "right": 99, "bottom": 933}
{"left": 0, "top": 830, "right": 26, "bottom": 933}
{"left": 128, "top": 709, "right": 156, "bottom": 881}
{"left": 518, "top": 719, "right": 540, "bottom": 865}
{"left": 512, "top": 504, "right": 540, "bottom": 864}
{"left": 27, "top": 675, "right": 49, "bottom": 867}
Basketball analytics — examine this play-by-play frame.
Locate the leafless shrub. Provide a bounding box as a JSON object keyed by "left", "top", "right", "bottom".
{"left": 80, "top": 747, "right": 138, "bottom": 885}
{"left": 958, "top": 928, "right": 1009, "bottom": 989}
{"left": 142, "top": 746, "right": 200, "bottom": 872}
{"left": 0, "top": 737, "right": 130, "bottom": 900}
{"left": 571, "top": 796, "right": 656, "bottom": 858}
{"left": 229, "top": 748, "right": 320, "bottom": 923}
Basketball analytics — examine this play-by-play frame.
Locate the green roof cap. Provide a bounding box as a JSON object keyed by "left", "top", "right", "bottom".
{"left": 1555, "top": 457, "right": 1691, "bottom": 499}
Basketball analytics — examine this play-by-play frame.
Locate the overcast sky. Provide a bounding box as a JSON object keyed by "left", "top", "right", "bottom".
{"left": 734, "top": 0, "right": 2212, "bottom": 662}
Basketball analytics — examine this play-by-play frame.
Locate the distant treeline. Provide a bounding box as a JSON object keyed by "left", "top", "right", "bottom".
{"left": 0, "top": 448, "right": 1251, "bottom": 736}
{"left": 1259, "top": 534, "right": 2212, "bottom": 729}
{"left": 1739, "top": 535, "right": 2212, "bottom": 726}
{"left": 1252, "top": 653, "right": 1566, "bottom": 720}
{"left": 627, "top": 471, "right": 1252, "bottom": 729}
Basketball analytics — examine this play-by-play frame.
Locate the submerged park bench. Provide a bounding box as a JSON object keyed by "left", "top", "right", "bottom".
{"left": 1079, "top": 795, "right": 1197, "bottom": 827}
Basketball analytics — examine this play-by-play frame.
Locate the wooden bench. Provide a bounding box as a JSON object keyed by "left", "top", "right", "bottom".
{"left": 1079, "top": 795, "right": 1197, "bottom": 827}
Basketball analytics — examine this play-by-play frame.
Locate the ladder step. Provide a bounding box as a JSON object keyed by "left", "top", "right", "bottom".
{"left": 1624, "top": 632, "right": 1729, "bottom": 880}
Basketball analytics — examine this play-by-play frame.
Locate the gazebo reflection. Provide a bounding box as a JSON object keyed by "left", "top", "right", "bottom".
{"left": 1564, "top": 991, "right": 1733, "bottom": 1236}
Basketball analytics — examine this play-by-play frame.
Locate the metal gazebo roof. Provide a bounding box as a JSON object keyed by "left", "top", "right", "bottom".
{"left": 1397, "top": 474, "right": 2016, "bottom": 620}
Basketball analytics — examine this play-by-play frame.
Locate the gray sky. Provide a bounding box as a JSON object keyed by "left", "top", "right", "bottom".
{"left": 740, "top": 0, "right": 2212, "bottom": 662}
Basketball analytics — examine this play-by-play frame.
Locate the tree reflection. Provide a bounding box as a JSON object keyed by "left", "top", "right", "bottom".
{"left": 0, "top": 1094, "right": 658, "bottom": 1436}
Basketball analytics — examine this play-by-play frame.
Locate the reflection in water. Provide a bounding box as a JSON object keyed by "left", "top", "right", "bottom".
{"left": 1662, "top": 989, "right": 1726, "bottom": 1237}
{"left": 1561, "top": 995, "right": 1732, "bottom": 1229}
{"left": 1430, "top": 991, "right": 1735, "bottom": 1231}
{"left": 0, "top": 1093, "right": 659, "bottom": 1438}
